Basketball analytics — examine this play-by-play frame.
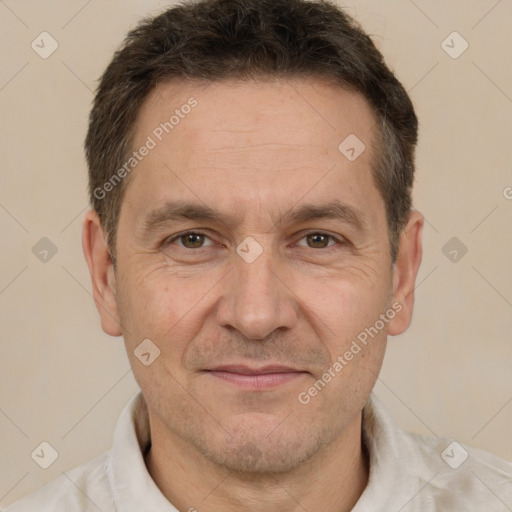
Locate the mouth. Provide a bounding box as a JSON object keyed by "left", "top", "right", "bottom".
{"left": 205, "top": 365, "right": 309, "bottom": 390}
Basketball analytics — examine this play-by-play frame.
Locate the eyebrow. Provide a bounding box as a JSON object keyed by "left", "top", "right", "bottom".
{"left": 141, "top": 199, "right": 366, "bottom": 233}
{"left": 142, "top": 201, "right": 233, "bottom": 232}
{"left": 278, "top": 200, "right": 366, "bottom": 231}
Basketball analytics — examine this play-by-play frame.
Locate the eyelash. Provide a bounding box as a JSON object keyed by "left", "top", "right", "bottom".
{"left": 164, "top": 230, "right": 344, "bottom": 250}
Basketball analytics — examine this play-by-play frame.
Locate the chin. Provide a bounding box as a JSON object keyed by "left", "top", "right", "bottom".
{"left": 199, "top": 438, "right": 319, "bottom": 475}
{"left": 189, "top": 414, "right": 331, "bottom": 475}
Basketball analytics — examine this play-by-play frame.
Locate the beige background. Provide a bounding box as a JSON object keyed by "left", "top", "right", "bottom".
{"left": 1, "top": 0, "right": 511, "bottom": 506}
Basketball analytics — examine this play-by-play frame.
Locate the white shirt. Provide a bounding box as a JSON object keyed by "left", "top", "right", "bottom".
{"left": 5, "top": 392, "right": 512, "bottom": 511}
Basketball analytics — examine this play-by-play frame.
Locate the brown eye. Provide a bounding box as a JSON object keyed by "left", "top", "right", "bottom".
{"left": 306, "top": 233, "right": 331, "bottom": 248}
{"left": 180, "top": 233, "right": 206, "bottom": 248}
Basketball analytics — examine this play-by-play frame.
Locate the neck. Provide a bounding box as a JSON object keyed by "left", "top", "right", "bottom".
{"left": 145, "top": 413, "right": 368, "bottom": 512}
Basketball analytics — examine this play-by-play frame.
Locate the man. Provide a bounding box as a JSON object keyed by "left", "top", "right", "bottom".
{"left": 6, "top": 0, "right": 512, "bottom": 510}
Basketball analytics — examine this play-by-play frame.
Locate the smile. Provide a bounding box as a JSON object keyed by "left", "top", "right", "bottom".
{"left": 206, "top": 365, "right": 308, "bottom": 390}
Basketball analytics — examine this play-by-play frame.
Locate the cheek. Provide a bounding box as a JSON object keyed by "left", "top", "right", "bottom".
{"left": 297, "top": 265, "right": 392, "bottom": 339}
{"left": 294, "top": 266, "right": 391, "bottom": 397}
{"left": 114, "top": 262, "right": 223, "bottom": 352}
{"left": 295, "top": 276, "right": 390, "bottom": 414}
{"left": 114, "top": 266, "right": 214, "bottom": 398}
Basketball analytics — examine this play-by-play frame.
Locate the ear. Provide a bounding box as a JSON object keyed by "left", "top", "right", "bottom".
{"left": 82, "top": 209, "right": 122, "bottom": 336}
{"left": 387, "top": 210, "right": 423, "bottom": 336}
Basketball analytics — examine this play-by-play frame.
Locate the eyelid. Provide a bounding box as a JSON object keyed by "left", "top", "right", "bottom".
{"left": 164, "top": 230, "right": 215, "bottom": 248}
{"left": 162, "top": 229, "right": 346, "bottom": 249}
{"left": 294, "top": 230, "right": 345, "bottom": 248}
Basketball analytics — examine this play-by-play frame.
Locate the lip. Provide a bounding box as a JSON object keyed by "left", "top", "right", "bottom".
{"left": 209, "top": 364, "right": 301, "bottom": 374}
{"left": 205, "top": 365, "right": 308, "bottom": 390}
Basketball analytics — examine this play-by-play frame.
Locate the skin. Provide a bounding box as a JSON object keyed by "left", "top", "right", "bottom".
{"left": 83, "top": 78, "right": 423, "bottom": 511}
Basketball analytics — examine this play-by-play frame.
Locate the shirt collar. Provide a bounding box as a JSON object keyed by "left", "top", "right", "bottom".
{"left": 109, "top": 392, "right": 419, "bottom": 511}
{"left": 110, "top": 393, "right": 178, "bottom": 512}
{"left": 353, "top": 393, "right": 420, "bottom": 511}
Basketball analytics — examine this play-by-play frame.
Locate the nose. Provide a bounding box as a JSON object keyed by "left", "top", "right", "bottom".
{"left": 216, "top": 247, "right": 298, "bottom": 340}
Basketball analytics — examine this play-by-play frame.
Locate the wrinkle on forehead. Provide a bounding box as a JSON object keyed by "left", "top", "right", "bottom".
{"left": 122, "top": 77, "right": 385, "bottom": 241}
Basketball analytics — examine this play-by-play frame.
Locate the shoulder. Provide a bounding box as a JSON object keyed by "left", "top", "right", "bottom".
{"left": 4, "top": 452, "right": 115, "bottom": 512}
{"left": 406, "top": 430, "right": 512, "bottom": 509}
{"left": 362, "top": 394, "right": 512, "bottom": 510}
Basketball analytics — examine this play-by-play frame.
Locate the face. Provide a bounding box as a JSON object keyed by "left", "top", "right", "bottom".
{"left": 85, "top": 78, "right": 421, "bottom": 474}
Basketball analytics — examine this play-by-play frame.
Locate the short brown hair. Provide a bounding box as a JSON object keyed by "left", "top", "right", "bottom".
{"left": 85, "top": 0, "right": 418, "bottom": 263}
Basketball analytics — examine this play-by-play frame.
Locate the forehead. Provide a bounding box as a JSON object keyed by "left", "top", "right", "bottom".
{"left": 135, "top": 78, "right": 376, "bottom": 149}
{"left": 124, "top": 78, "right": 383, "bottom": 227}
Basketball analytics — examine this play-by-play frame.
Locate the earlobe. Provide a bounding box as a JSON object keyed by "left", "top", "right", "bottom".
{"left": 388, "top": 210, "right": 424, "bottom": 336}
{"left": 82, "top": 210, "right": 123, "bottom": 337}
